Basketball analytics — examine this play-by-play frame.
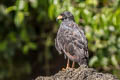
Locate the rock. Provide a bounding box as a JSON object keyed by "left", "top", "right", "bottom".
{"left": 35, "top": 65, "right": 118, "bottom": 80}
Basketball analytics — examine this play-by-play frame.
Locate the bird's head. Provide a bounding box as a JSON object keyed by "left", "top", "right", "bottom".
{"left": 57, "top": 11, "right": 74, "bottom": 21}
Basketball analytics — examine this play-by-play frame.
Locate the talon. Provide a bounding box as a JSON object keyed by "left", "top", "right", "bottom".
{"left": 62, "top": 68, "right": 66, "bottom": 71}
{"left": 66, "top": 66, "right": 70, "bottom": 69}
{"left": 62, "top": 67, "right": 70, "bottom": 71}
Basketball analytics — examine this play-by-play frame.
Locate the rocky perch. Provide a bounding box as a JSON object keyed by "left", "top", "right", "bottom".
{"left": 35, "top": 65, "right": 119, "bottom": 80}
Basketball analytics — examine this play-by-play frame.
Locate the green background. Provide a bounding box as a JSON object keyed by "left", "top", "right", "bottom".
{"left": 0, "top": 0, "right": 120, "bottom": 80}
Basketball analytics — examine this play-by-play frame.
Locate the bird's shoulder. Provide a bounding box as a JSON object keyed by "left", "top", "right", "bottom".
{"left": 59, "top": 21, "right": 85, "bottom": 38}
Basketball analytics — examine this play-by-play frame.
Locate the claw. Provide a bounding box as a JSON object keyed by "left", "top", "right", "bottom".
{"left": 62, "top": 59, "right": 70, "bottom": 71}
{"left": 62, "top": 67, "right": 70, "bottom": 71}
{"left": 62, "top": 68, "right": 66, "bottom": 71}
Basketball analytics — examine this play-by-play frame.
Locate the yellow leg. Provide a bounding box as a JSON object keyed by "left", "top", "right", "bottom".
{"left": 62, "top": 58, "right": 70, "bottom": 71}
{"left": 72, "top": 61, "right": 75, "bottom": 68}
{"left": 66, "top": 58, "right": 70, "bottom": 69}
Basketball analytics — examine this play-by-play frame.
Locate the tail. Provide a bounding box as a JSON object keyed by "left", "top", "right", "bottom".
{"left": 78, "top": 50, "right": 89, "bottom": 66}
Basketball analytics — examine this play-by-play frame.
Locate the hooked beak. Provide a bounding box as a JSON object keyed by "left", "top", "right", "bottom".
{"left": 56, "top": 15, "right": 63, "bottom": 21}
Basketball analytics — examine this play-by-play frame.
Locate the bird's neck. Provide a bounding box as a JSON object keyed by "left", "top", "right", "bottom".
{"left": 61, "top": 20, "right": 75, "bottom": 29}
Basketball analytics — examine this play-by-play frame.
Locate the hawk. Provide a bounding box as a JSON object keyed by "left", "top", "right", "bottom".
{"left": 55, "top": 11, "right": 89, "bottom": 69}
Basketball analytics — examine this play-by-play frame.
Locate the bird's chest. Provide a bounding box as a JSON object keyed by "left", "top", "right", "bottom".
{"left": 57, "top": 28, "right": 73, "bottom": 45}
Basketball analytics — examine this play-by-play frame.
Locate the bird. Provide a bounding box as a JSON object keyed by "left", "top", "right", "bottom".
{"left": 55, "top": 11, "right": 89, "bottom": 69}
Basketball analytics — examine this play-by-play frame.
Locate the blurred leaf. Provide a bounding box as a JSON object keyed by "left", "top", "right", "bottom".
{"left": 23, "top": 44, "right": 29, "bottom": 54}
{"left": 101, "top": 57, "right": 109, "bottom": 67}
{"left": 111, "top": 54, "right": 119, "bottom": 68}
{"left": 8, "top": 32, "right": 17, "bottom": 43}
{"left": 16, "top": 0, "right": 25, "bottom": 11}
{"left": 0, "top": 41, "right": 7, "bottom": 52}
{"left": 46, "top": 37, "right": 52, "bottom": 47}
{"left": 23, "top": 42, "right": 37, "bottom": 54}
{"left": 5, "top": 6, "right": 16, "bottom": 14}
{"left": 86, "top": 0, "right": 98, "bottom": 6}
{"left": 108, "top": 46, "right": 117, "bottom": 54}
{"left": 48, "top": 4, "right": 55, "bottom": 19}
{"left": 89, "top": 56, "right": 98, "bottom": 67}
{"left": 30, "top": 0, "right": 38, "bottom": 8}
{"left": 20, "top": 28, "right": 29, "bottom": 41}
{"left": 28, "top": 42, "right": 37, "bottom": 50}
{"left": 14, "top": 11, "right": 24, "bottom": 26}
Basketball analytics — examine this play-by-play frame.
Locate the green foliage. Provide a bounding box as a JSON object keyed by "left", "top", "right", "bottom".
{"left": 0, "top": 0, "right": 120, "bottom": 80}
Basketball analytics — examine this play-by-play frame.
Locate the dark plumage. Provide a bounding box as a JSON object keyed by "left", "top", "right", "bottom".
{"left": 55, "top": 11, "right": 89, "bottom": 68}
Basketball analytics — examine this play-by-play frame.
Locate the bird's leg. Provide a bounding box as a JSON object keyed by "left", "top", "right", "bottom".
{"left": 62, "top": 58, "right": 70, "bottom": 71}
{"left": 66, "top": 58, "right": 70, "bottom": 69}
{"left": 72, "top": 61, "right": 75, "bottom": 68}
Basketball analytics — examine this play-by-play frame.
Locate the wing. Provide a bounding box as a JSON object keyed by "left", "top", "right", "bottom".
{"left": 62, "top": 22, "right": 89, "bottom": 65}
{"left": 55, "top": 38, "right": 62, "bottom": 54}
{"left": 55, "top": 26, "right": 64, "bottom": 54}
{"left": 73, "top": 26, "right": 89, "bottom": 64}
